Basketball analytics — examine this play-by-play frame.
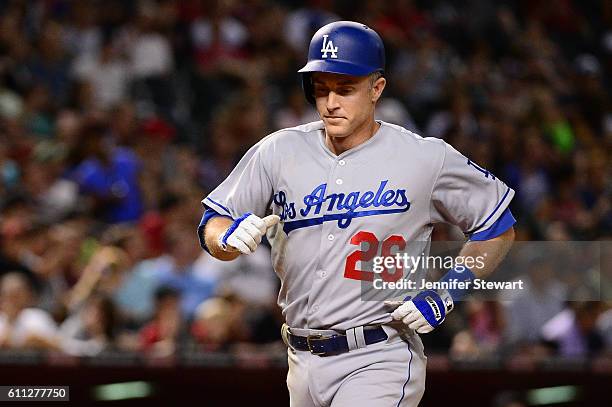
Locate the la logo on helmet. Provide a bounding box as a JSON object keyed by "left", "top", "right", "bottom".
{"left": 320, "top": 35, "right": 338, "bottom": 58}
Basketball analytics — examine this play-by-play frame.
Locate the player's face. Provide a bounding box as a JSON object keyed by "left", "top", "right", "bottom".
{"left": 312, "top": 72, "right": 385, "bottom": 139}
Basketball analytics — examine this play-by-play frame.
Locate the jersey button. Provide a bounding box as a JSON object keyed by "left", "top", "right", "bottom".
{"left": 327, "top": 234, "right": 334, "bottom": 241}
{"left": 336, "top": 178, "right": 343, "bottom": 185}
{"left": 312, "top": 305, "right": 319, "bottom": 312}
{"left": 320, "top": 271, "right": 327, "bottom": 278}
{"left": 338, "top": 159, "right": 346, "bottom": 166}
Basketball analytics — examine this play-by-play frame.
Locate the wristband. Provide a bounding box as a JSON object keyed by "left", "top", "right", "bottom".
{"left": 438, "top": 265, "right": 476, "bottom": 302}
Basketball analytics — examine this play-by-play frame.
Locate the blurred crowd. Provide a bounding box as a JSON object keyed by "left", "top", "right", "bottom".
{"left": 0, "top": 0, "right": 610, "bottom": 360}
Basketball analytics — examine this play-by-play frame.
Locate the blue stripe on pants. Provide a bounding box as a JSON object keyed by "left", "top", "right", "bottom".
{"left": 396, "top": 341, "right": 413, "bottom": 407}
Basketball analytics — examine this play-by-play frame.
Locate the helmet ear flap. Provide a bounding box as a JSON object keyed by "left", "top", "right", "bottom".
{"left": 301, "top": 73, "right": 315, "bottom": 105}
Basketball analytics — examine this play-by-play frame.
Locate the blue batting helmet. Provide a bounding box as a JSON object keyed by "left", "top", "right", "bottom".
{"left": 298, "top": 21, "right": 386, "bottom": 104}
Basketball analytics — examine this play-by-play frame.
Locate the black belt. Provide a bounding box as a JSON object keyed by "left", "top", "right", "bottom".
{"left": 288, "top": 326, "right": 388, "bottom": 356}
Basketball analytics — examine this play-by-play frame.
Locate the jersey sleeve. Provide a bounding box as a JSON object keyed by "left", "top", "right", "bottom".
{"left": 201, "top": 140, "right": 274, "bottom": 219}
{"left": 430, "top": 142, "right": 515, "bottom": 236}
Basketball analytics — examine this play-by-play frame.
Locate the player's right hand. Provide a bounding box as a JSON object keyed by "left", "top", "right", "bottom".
{"left": 384, "top": 290, "right": 454, "bottom": 334}
{"left": 219, "top": 213, "right": 280, "bottom": 254}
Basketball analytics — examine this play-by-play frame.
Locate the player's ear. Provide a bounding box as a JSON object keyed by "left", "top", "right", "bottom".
{"left": 371, "top": 77, "right": 386, "bottom": 103}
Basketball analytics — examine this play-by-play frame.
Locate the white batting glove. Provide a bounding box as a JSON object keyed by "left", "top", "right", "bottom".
{"left": 384, "top": 290, "right": 454, "bottom": 334}
{"left": 219, "top": 213, "right": 280, "bottom": 254}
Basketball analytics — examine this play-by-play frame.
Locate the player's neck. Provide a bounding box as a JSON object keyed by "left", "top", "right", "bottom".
{"left": 326, "top": 119, "right": 380, "bottom": 155}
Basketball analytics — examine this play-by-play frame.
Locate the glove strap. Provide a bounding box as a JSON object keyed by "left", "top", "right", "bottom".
{"left": 438, "top": 289, "right": 454, "bottom": 314}
{"left": 219, "top": 212, "right": 252, "bottom": 250}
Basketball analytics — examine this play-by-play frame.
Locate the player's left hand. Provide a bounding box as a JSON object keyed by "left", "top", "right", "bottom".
{"left": 384, "top": 290, "right": 454, "bottom": 334}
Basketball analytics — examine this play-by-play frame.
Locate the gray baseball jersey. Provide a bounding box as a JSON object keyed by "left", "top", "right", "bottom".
{"left": 202, "top": 120, "right": 514, "bottom": 331}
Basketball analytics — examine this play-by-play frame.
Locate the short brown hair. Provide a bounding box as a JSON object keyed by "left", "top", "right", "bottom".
{"left": 368, "top": 71, "right": 383, "bottom": 88}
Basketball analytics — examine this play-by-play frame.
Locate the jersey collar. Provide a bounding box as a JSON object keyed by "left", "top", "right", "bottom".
{"left": 318, "top": 120, "right": 385, "bottom": 160}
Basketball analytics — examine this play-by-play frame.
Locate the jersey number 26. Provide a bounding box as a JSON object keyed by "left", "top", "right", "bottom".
{"left": 343, "top": 231, "right": 406, "bottom": 282}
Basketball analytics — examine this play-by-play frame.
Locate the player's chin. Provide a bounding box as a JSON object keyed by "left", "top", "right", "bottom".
{"left": 324, "top": 121, "right": 350, "bottom": 137}
{"left": 326, "top": 129, "right": 350, "bottom": 138}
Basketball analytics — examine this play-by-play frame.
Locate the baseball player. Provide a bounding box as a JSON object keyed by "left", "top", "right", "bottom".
{"left": 198, "top": 21, "right": 516, "bottom": 406}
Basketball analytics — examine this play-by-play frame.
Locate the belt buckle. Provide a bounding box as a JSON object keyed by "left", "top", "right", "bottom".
{"left": 306, "top": 334, "right": 326, "bottom": 356}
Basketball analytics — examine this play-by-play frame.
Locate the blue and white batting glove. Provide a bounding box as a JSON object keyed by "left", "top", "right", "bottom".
{"left": 385, "top": 265, "right": 476, "bottom": 333}
{"left": 385, "top": 290, "right": 454, "bottom": 334}
{"left": 219, "top": 213, "right": 280, "bottom": 254}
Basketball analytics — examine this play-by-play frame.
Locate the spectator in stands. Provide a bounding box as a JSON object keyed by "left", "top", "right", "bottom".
{"left": 151, "top": 226, "right": 216, "bottom": 319}
{"left": 502, "top": 256, "right": 567, "bottom": 348}
{"left": 71, "top": 35, "right": 131, "bottom": 111}
{"left": 35, "top": 220, "right": 89, "bottom": 316}
{"left": 197, "top": 112, "right": 242, "bottom": 192}
{"left": 67, "top": 244, "right": 130, "bottom": 312}
{"left": 596, "top": 305, "right": 612, "bottom": 354}
{"left": 193, "top": 241, "right": 277, "bottom": 308}
{"left": 0, "top": 195, "right": 39, "bottom": 283}
{"left": 0, "top": 272, "right": 57, "bottom": 349}
{"left": 140, "top": 286, "right": 185, "bottom": 356}
{"left": 541, "top": 302, "right": 605, "bottom": 357}
{"left": 66, "top": 118, "right": 144, "bottom": 223}
{"left": 273, "top": 86, "right": 319, "bottom": 130}
{"left": 190, "top": 295, "right": 245, "bottom": 351}
{"left": 58, "top": 294, "right": 117, "bottom": 356}
{"left": 119, "top": 2, "right": 175, "bottom": 118}
{"left": 26, "top": 20, "right": 72, "bottom": 105}
{"left": 22, "top": 141, "right": 78, "bottom": 224}
{"left": 463, "top": 297, "right": 505, "bottom": 355}
{"left": 63, "top": 1, "right": 102, "bottom": 59}
{"left": 115, "top": 226, "right": 215, "bottom": 322}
